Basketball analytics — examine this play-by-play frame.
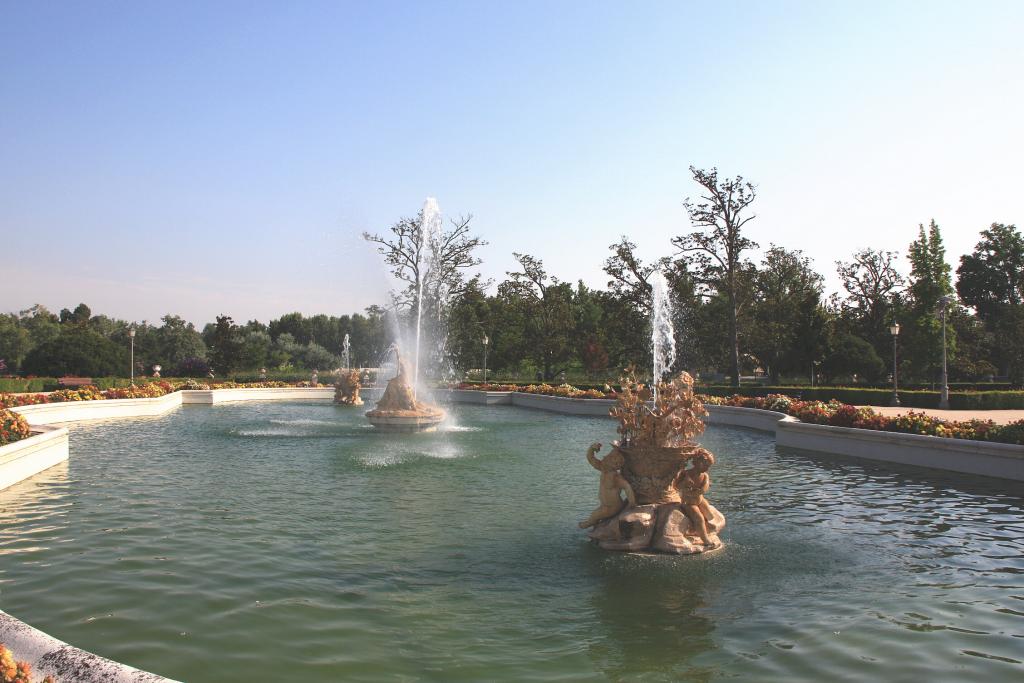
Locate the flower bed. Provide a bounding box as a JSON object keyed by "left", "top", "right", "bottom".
{"left": 454, "top": 383, "right": 1024, "bottom": 446}
{"left": 455, "top": 382, "right": 609, "bottom": 399}
{"left": 1, "top": 643, "right": 54, "bottom": 682}
{"left": 703, "top": 394, "right": 1024, "bottom": 445}
{"left": 0, "top": 380, "right": 302, "bottom": 410}
{"left": 0, "top": 409, "right": 32, "bottom": 447}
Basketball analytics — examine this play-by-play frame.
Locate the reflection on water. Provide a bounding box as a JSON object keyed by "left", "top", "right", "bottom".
{"left": 0, "top": 461, "right": 70, "bottom": 558}
{"left": 0, "top": 402, "right": 1022, "bottom": 682}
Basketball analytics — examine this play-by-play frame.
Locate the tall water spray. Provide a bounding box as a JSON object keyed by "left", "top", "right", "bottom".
{"left": 414, "top": 198, "right": 444, "bottom": 399}
{"left": 342, "top": 334, "right": 351, "bottom": 370}
{"left": 650, "top": 271, "right": 676, "bottom": 401}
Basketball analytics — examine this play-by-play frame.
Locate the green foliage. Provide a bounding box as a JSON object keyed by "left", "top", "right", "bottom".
{"left": 21, "top": 327, "right": 128, "bottom": 377}
{"left": 821, "top": 333, "right": 885, "bottom": 382}
{"left": 904, "top": 220, "right": 956, "bottom": 380}
{"left": 0, "top": 377, "right": 58, "bottom": 392}
{"left": 208, "top": 315, "right": 242, "bottom": 375}
{"left": 956, "top": 223, "right": 1024, "bottom": 379}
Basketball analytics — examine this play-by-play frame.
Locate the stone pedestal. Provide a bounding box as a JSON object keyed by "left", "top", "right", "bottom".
{"left": 588, "top": 502, "right": 724, "bottom": 554}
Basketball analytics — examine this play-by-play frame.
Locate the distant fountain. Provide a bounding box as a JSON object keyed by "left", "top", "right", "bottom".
{"left": 365, "top": 346, "right": 445, "bottom": 431}
{"left": 341, "top": 334, "right": 351, "bottom": 371}
{"left": 650, "top": 271, "right": 675, "bottom": 400}
{"left": 363, "top": 199, "right": 451, "bottom": 431}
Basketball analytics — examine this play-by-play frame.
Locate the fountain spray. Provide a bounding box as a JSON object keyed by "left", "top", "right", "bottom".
{"left": 414, "top": 198, "right": 443, "bottom": 400}
{"left": 650, "top": 271, "right": 676, "bottom": 402}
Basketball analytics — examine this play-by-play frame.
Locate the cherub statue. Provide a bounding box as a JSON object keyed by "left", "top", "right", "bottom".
{"left": 673, "top": 447, "right": 719, "bottom": 548}
{"left": 579, "top": 442, "right": 637, "bottom": 529}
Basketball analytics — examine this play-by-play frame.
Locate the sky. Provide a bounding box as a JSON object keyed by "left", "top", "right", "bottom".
{"left": 3, "top": 1, "right": 1023, "bottom": 326}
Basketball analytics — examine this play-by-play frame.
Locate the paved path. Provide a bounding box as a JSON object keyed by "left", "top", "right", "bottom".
{"left": 861, "top": 406, "right": 1024, "bottom": 424}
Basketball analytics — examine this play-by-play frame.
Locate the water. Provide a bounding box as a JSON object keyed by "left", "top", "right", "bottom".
{"left": 651, "top": 271, "right": 675, "bottom": 395}
{"left": 414, "top": 198, "right": 444, "bottom": 400}
{"left": 1, "top": 403, "right": 1023, "bottom": 681}
{"left": 341, "top": 334, "right": 351, "bottom": 371}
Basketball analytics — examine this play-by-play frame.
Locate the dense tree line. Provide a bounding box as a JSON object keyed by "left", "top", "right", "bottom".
{"left": 4, "top": 168, "right": 1022, "bottom": 385}
{"left": 0, "top": 305, "right": 390, "bottom": 378}
{"left": 442, "top": 168, "right": 1023, "bottom": 386}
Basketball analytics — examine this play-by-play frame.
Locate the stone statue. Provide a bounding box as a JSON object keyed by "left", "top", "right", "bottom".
{"left": 673, "top": 448, "right": 719, "bottom": 549}
{"left": 374, "top": 357, "right": 419, "bottom": 412}
{"left": 579, "top": 442, "right": 637, "bottom": 529}
{"left": 334, "top": 369, "right": 364, "bottom": 406}
{"left": 365, "top": 348, "right": 445, "bottom": 431}
{"left": 583, "top": 367, "right": 725, "bottom": 554}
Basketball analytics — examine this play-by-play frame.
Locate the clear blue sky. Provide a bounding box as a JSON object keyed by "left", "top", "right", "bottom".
{"left": 3, "top": 1, "right": 1023, "bottom": 325}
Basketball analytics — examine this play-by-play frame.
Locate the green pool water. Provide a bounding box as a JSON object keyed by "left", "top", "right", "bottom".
{"left": 1, "top": 402, "right": 1023, "bottom": 681}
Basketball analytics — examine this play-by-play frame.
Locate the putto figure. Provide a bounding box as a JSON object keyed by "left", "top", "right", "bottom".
{"left": 579, "top": 442, "right": 637, "bottom": 529}
{"left": 674, "top": 448, "right": 719, "bottom": 549}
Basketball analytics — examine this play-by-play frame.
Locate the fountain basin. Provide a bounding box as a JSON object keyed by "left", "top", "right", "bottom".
{"left": 365, "top": 407, "right": 446, "bottom": 432}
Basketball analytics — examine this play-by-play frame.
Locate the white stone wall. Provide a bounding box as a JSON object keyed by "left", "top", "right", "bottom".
{"left": 447, "top": 390, "right": 1024, "bottom": 482}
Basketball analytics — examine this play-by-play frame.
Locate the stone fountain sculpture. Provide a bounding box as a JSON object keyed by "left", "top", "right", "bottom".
{"left": 334, "top": 369, "right": 364, "bottom": 406}
{"left": 365, "top": 352, "right": 445, "bottom": 431}
{"left": 581, "top": 368, "right": 724, "bottom": 554}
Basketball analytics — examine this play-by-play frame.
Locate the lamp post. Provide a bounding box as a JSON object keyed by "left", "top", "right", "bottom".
{"left": 482, "top": 334, "right": 489, "bottom": 385}
{"left": 937, "top": 296, "right": 952, "bottom": 409}
{"left": 890, "top": 322, "right": 900, "bottom": 406}
{"left": 128, "top": 326, "right": 136, "bottom": 385}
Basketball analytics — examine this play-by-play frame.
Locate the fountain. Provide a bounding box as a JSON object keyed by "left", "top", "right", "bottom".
{"left": 334, "top": 369, "right": 363, "bottom": 406}
{"left": 364, "top": 348, "right": 445, "bottom": 431}
{"left": 580, "top": 271, "right": 723, "bottom": 553}
{"left": 341, "top": 334, "right": 351, "bottom": 370}
{"left": 581, "top": 368, "right": 723, "bottom": 553}
{"left": 362, "top": 199, "right": 449, "bottom": 431}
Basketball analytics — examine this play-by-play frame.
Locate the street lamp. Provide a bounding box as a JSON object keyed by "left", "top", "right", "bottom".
{"left": 128, "top": 326, "right": 136, "bottom": 385}
{"left": 889, "top": 322, "right": 900, "bottom": 406}
{"left": 482, "top": 334, "right": 490, "bottom": 385}
{"left": 937, "top": 296, "right": 952, "bottom": 409}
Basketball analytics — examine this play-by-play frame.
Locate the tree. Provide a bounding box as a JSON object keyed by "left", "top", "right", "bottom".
{"left": 208, "top": 315, "right": 242, "bottom": 375}
{"left": 821, "top": 333, "right": 886, "bottom": 383}
{"left": 446, "top": 277, "right": 493, "bottom": 375}
{"left": 749, "top": 246, "right": 825, "bottom": 382}
{"left": 269, "top": 312, "right": 313, "bottom": 345}
{"left": 602, "top": 236, "right": 667, "bottom": 315}
{"left": 22, "top": 327, "right": 128, "bottom": 377}
{"left": 0, "top": 315, "right": 32, "bottom": 373}
{"left": 18, "top": 305, "right": 60, "bottom": 348}
{"left": 905, "top": 221, "right": 956, "bottom": 381}
{"left": 836, "top": 248, "right": 905, "bottom": 356}
{"left": 236, "top": 330, "right": 272, "bottom": 370}
{"left": 672, "top": 166, "right": 758, "bottom": 386}
{"left": 956, "top": 223, "right": 1024, "bottom": 377}
{"left": 363, "top": 209, "right": 486, "bottom": 312}
{"left": 59, "top": 303, "right": 92, "bottom": 325}
{"left": 155, "top": 315, "right": 207, "bottom": 368}
{"left": 500, "top": 253, "right": 575, "bottom": 380}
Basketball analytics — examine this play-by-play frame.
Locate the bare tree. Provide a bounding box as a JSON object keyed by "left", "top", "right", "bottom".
{"left": 836, "top": 248, "right": 904, "bottom": 352}
{"left": 363, "top": 211, "right": 487, "bottom": 312}
{"left": 671, "top": 166, "right": 758, "bottom": 387}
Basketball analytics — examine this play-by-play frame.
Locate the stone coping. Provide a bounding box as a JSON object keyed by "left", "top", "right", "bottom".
{"left": 446, "top": 390, "right": 1024, "bottom": 482}
{"left": 0, "top": 610, "right": 175, "bottom": 683}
